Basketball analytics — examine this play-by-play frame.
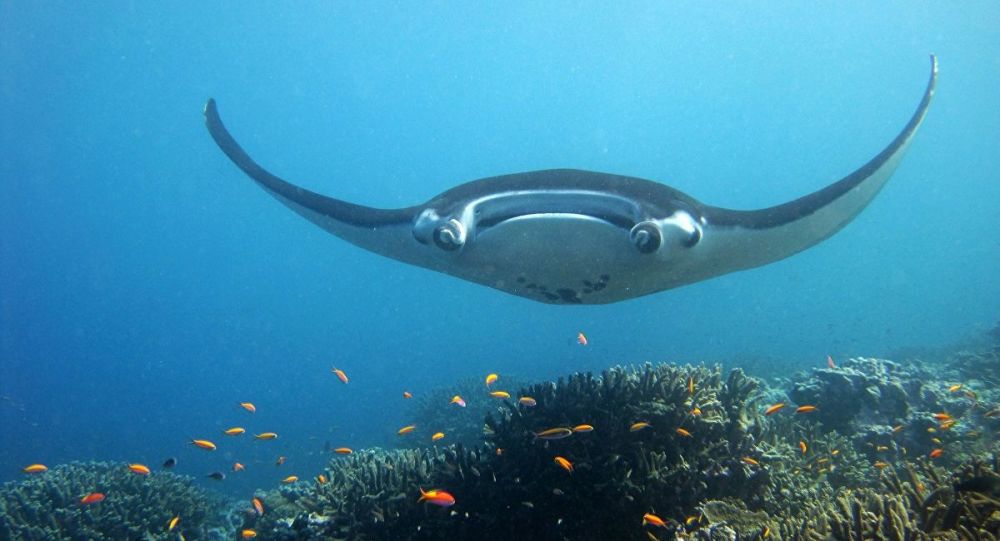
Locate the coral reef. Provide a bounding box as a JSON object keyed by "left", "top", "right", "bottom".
{"left": 0, "top": 461, "right": 232, "bottom": 540}
{"left": 397, "top": 376, "right": 528, "bottom": 450}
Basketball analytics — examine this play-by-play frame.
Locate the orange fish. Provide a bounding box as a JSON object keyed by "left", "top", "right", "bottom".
{"left": 764, "top": 403, "right": 785, "bottom": 416}
{"left": 191, "top": 439, "right": 217, "bottom": 451}
{"left": 485, "top": 373, "right": 498, "bottom": 386}
{"left": 128, "top": 463, "right": 151, "bottom": 476}
{"left": 932, "top": 413, "right": 951, "bottom": 422}
{"left": 239, "top": 402, "right": 256, "bottom": 414}
{"left": 630, "top": 421, "right": 652, "bottom": 432}
{"left": 168, "top": 515, "right": 180, "bottom": 531}
{"left": 489, "top": 391, "right": 510, "bottom": 399}
{"left": 254, "top": 432, "right": 278, "bottom": 440}
{"left": 741, "top": 456, "right": 760, "bottom": 466}
{"left": 431, "top": 432, "right": 445, "bottom": 442}
{"left": 316, "top": 474, "right": 328, "bottom": 484}
{"left": 577, "top": 332, "right": 588, "bottom": 346}
{"left": 675, "top": 428, "right": 693, "bottom": 437}
{"left": 690, "top": 407, "right": 702, "bottom": 416}
{"left": 826, "top": 354, "right": 836, "bottom": 369}
{"left": 687, "top": 377, "right": 695, "bottom": 395}
{"left": 642, "top": 513, "right": 667, "bottom": 528}
{"left": 892, "top": 424, "right": 906, "bottom": 433}
{"left": 418, "top": 487, "right": 456, "bottom": 507}
{"left": 403, "top": 391, "right": 413, "bottom": 399}
{"left": 332, "top": 368, "right": 349, "bottom": 384}
{"left": 795, "top": 405, "right": 817, "bottom": 414}
{"left": 281, "top": 475, "right": 298, "bottom": 484}
{"left": 276, "top": 456, "right": 286, "bottom": 466}
{"left": 398, "top": 425, "right": 416, "bottom": 435}
{"left": 572, "top": 424, "right": 595, "bottom": 433}
{"left": 939, "top": 420, "right": 956, "bottom": 430}
{"left": 874, "top": 461, "right": 890, "bottom": 469}
{"left": 241, "top": 530, "right": 257, "bottom": 539}
{"left": 798, "top": 441, "right": 808, "bottom": 455}
{"left": 948, "top": 383, "right": 962, "bottom": 393}
{"left": 252, "top": 496, "right": 265, "bottom": 515}
{"left": 334, "top": 447, "right": 353, "bottom": 454}
{"left": 233, "top": 462, "right": 245, "bottom": 472}
{"left": 929, "top": 448, "right": 944, "bottom": 459}
{"left": 224, "top": 427, "right": 246, "bottom": 436}
{"left": 534, "top": 427, "right": 574, "bottom": 440}
{"left": 79, "top": 492, "right": 105, "bottom": 505}
{"left": 450, "top": 395, "right": 467, "bottom": 408}
{"left": 554, "top": 456, "right": 574, "bottom": 472}
{"left": 518, "top": 396, "right": 537, "bottom": 407}
{"left": 22, "top": 464, "right": 47, "bottom": 474}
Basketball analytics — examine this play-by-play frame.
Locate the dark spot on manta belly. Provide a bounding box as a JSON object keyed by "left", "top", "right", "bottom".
{"left": 556, "top": 288, "right": 582, "bottom": 304}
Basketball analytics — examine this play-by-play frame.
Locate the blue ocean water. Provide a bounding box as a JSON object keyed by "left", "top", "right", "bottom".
{"left": 1, "top": 2, "right": 997, "bottom": 499}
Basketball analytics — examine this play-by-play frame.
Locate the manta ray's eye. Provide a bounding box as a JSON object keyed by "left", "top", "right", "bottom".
{"left": 434, "top": 219, "right": 466, "bottom": 251}
{"left": 630, "top": 221, "right": 662, "bottom": 254}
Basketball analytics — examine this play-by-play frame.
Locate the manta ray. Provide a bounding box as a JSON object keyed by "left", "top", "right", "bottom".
{"left": 205, "top": 56, "right": 936, "bottom": 305}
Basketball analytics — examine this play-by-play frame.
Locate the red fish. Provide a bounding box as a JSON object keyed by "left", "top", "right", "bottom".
{"left": 80, "top": 492, "right": 105, "bottom": 505}
{"left": 764, "top": 403, "right": 785, "bottom": 416}
{"left": 418, "top": 488, "right": 456, "bottom": 507}
{"left": 332, "top": 368, "right": 349, "bottom": 384}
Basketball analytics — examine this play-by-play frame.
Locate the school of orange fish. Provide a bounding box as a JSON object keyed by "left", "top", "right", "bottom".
{"left": 17, "top": 344, "right": 988, "bottom": 539}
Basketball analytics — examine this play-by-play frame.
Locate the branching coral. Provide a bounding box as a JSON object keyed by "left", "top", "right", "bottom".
{"left": 0, "top": 461, "right": 231, "bottom": 540}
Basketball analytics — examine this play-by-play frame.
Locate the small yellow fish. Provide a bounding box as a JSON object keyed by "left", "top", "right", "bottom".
{"left": 554, "top": 456, "right": 574, "bottom": 473}
{"left": 331, "top": 368, "right": 348, "bottom": 384}
{"left": 690, "top": 407, "right": 702, "bottom": 416}
{"left": 252, "top": 496, "right": 264, "bottom": 515}
{"left": 316, "top": 474, "right": 328, "bottom": 485}
{"left": 128, "top": 463, "right": 151, "bottom": 476}
{"left": 643, "top": 513, "right": 667, "bottom": 527}
{"left": 741, "top": 456, "right": 760, "bottom": 466}
{"left": 191, "top": 439, "right": 217, "bottom": 451}
{"left": 22, "top": 464, "right": 47, "bottom": 474}
{"left": 254, "top": 432, "right": 278, "bottom": 440}
{"left": 685, "top": 515, "right": 699, "bottom": 526}
{"left": 168, "top": 515, "right": 180, "bottom": 531}
{"left": 518, "top": 396, "right": 537, "bottom": 407}
{"left": 223, "top": 427, "right": 246, "bottom": 436}
{"left": 892, "top": 424, "right": 906, "bottom": 433}
{"left": 572, "top": 424, "right": 595, "bottom": 433}
{"left": 450, "top": 395, "right": 466, "bottom": 408}
{"left": 675, "top": 427, "right": 693, "bottom": 437}
{"left": 489, "top": 391, "right": 511, "bottom": 399}
{"left": 241, "top": 530, "right": 257, "bottom": 539}
{"left": 795, "top": 405, "right": 817, "bottom": 414}
{"left": 398, "top": 425, "right": 417, "bottom": 435}
{"left": 948, "top": 383, "right": 962, "bottom": 392}
{"left": 875, "top": 445, "right": 889, "bottom": 452}
{"left": 799, "top": 440, "right": 808, "bottom": 454}
{"left": 630, "top": 422, "right": 652, "bottom": 432}
{"left": 873, "top": 461, "right": 890, "bottom": 469}
{"left": 239, "top": 402, "right": 256, "bottom": 413}
{"left": 764, "top": 403, "right": 785, "bottom": 416}
{"left": 281, "top": 475, "right": 298, "bottom": 484}
{"left": 485, "top": 373, "right": 499, "bottom": 386}
{"left": 431, "top": 432, "right": 445, "bottom": 442}
{"left": 687, "top": 377, "right": 695, "bottom": 395}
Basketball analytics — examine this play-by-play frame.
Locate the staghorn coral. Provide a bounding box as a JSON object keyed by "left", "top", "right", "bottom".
{"left": 0, "top": 461, "right": 232, "bottom": 540}
{"left": 396, "top": 376, "right": 529, "bottom": 450}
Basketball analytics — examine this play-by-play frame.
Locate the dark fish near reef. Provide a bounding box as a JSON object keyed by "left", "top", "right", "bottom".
{"left": 204, "top": 57, "right": 936, "bottom": 305}
{"left": 207, "top": 471, "right": 226, "bottom": 481}
{"left": 162, "top": 457, "right": 177, "bottom": 468}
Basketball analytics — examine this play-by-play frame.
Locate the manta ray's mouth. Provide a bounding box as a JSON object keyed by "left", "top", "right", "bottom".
{"left": 468, "top": 191, "right": 642, "bottom": 233}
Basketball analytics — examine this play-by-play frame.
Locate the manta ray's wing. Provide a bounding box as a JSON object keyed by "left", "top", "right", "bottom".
{"left": 698, "top": 55, "right": 938, "bottom": 272}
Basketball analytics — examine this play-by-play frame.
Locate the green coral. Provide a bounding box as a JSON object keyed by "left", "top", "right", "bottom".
{"left": 0, "top": 461, "right": 232, "bottom": 540}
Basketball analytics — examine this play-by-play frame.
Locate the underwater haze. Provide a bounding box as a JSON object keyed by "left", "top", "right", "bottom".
{"left": 1, "top": 1, "right": 999, "bottom": 532}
